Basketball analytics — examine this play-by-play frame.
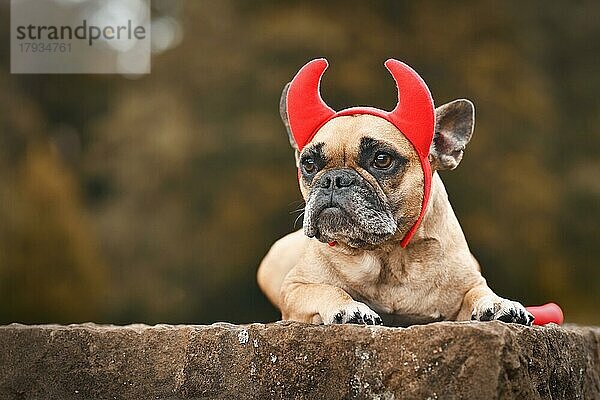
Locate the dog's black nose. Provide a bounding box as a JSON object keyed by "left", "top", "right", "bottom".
{"left": 318, "top": 169, "right": 358, "bottom": 189}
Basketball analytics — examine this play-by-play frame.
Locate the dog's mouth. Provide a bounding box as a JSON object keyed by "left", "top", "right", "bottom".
{"left": 313, "top": 206, "right": 347, "bottom": 237}
{"left": 318, "top": 206, "right": 345, "bottom": 220}
{"left": 303, "top": 195, "right": 397, "bottom": 249}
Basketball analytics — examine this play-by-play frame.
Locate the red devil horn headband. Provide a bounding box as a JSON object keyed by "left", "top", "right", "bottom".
{"left": 286, "top": 58, "right": 435, "bottom": 247}
{"left": 286, "top": 58, "right": 435, "bottom": 158}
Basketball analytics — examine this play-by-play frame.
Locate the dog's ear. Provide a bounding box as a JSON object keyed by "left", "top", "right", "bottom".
{"left": 280, "top": 82, "right": 301, "bottom": 165}
{"left": 429, "top": 99, "right": 475, "bottom": 170}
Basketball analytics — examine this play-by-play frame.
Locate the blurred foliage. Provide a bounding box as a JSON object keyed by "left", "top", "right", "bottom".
{"left": 0, "top": 1, "right": 598, "bottom": 325}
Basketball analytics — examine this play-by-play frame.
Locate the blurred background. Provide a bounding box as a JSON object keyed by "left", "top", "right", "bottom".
{"left": 0, "top": 1, "right": 598, "bottom": 325}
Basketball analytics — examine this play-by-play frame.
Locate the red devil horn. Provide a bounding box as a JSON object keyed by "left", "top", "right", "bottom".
{"left": 385, "top": 59, "right": 435, "bottom": 159}
{"left": 286, "top": 58, "right": 336, "bottom": 151}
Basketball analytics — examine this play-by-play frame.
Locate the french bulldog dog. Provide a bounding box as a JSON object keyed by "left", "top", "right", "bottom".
{"left": 257, "top": 59, "right": 534, "bottom": 327}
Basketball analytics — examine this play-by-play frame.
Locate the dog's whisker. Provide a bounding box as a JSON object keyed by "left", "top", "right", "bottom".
{"left": 293, "top": 211, "right": 305, "bottom": 228}
{"left": 288, "top": 199, "right": 305, "bottom": 207}
{"left": 289, "top": 207, "right": 305, "bottom": 215}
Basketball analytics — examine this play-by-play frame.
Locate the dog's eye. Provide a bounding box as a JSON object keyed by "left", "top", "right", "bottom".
{"left": 372, "top": 152, "right": 393, "bottom": 170}
{"left": 301, "top": 157, "right": 317, "bottom": 174}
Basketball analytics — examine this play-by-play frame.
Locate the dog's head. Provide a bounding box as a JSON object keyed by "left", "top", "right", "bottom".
{"left": 281, "top": 60, "right": 475, "bottom": 249}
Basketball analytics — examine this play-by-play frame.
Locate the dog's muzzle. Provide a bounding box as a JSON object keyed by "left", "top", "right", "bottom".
{"left": 303, "top": 168, "right": 397, "bottom": 247}
{"left": 309, "top": 168, "right": 364, "bottom": 224}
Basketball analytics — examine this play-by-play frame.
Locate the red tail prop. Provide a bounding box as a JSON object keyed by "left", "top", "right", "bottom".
{"left": 526, "top": 303, "right": 564, "bottom": 326}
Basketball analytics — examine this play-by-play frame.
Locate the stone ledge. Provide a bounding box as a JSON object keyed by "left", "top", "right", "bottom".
{"left": 0, "top": 322, "right": 598, "bottom": 400}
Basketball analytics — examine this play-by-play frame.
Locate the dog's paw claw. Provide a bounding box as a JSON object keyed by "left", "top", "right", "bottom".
{"left": 472, "top": 297, "right": 534, "bottom": 326}
{"left": 333, "top": 311, "right": 345, "bottom": 324}
{"left": 326, "top": 302, "right": 383, "bottom": 326}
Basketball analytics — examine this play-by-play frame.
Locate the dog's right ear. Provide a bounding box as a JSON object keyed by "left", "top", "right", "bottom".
{"left": 429, "top": 99, "right": 475, "bottom": 171}
{"left": 280, "top": 82, "right": 300, "bottom": 165}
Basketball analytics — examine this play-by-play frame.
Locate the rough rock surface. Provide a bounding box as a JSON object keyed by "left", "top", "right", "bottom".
{"left": 0, "top": 321, "right": 599, "bottom": 399}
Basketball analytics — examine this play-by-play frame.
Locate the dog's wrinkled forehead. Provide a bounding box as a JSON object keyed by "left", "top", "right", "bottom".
{"left": 305, "top": 114, "right": 418, "bottom": 164}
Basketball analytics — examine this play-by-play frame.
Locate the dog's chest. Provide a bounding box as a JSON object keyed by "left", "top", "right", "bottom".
{"left": 335, "top": 252, "right": 383, "bottom": 283}
{"left": 337, "top": 249, "right": 461, "bottom": 320}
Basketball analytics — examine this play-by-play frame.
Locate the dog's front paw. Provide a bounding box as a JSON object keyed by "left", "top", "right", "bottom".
{"left": 471, "top": 296, "right": 534, "bottom": 326}
{"left": 325, "top": 301, "right": 383, "bottom": 326}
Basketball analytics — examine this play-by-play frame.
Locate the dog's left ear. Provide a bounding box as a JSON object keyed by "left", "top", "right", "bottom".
{"left": 280, "top": 82, "right": 301, "bottom": 166}
{"left": 429, "top": 99, "right": 475, "bottom": 170}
